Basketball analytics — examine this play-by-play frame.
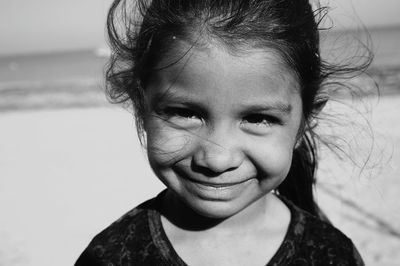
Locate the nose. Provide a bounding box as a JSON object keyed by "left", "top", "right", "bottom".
{"left": 192, "top": 131, "right": 244, "bottom": 175}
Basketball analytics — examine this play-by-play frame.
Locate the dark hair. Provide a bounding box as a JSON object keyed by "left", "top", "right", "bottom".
{"left": 105, "top": 0, "right": 372, "bottom": 217}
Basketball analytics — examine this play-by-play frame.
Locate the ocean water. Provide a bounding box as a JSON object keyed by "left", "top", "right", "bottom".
{"left": 321, "top": 26, "right": 400, "bottom": 68}
{"left": 0, "top": 50, "right": 108, "bottom": 111}
{"left": 368, "top": 27, "right": 400, "bottom": 67}
{"left": 0, "top": 49, "right": 107, "bottom": 83}
{"left": 0, "top": 26, "right": 399, "bottom": 110}
{"left": 319, "top": 26, "right": 400, "bottom": 96}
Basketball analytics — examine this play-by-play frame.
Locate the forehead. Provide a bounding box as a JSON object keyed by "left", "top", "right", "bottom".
{"left": 147, "top": 43, "right": 300, "bottom": 104}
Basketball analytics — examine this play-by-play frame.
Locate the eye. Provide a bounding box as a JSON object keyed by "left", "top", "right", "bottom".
{"left": 162, "top": 107, "right": 203, "bottom": 127}
{"left": 241, "top": 114, "right": 281, "bottom": 134}
{"left": 164, "top": 107, "right": 200, "bottom": 119}
{"left": 243, "top": 114, "right": 277, "bottom": 126}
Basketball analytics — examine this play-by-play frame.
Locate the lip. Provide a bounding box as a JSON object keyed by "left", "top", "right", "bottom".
{"left": 173, "top": 166, "right": 256, "bottom": 199}
{"left": 182, "top": 175, "right": 255, "bottom": 195}
{"left": 187, "top": 178, "right": 250, "bottom": 188}
{"left": 180, "top": 177, "right": 255, "bottom": 202}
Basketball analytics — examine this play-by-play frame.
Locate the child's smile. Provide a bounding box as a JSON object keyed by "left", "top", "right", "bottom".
{"left": 76, "top": 1, "right": 367, "bottom": 264}
{"left": 144, "top": 43, "right": 303, "bottom": 219}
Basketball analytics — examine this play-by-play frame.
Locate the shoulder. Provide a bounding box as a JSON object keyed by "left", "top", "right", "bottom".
{"left": 281, "top": 198, "right": 364, "bottom": 265}
{"left": 74, "top": 197, "right": 166, "bottom": 266}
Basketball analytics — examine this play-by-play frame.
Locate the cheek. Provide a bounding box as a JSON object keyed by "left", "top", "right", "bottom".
{"left": 248, "top": 138, "right": 294, "bottom": 178}
{"left": 145, "top": 122, "right": 194, "bottom": 167}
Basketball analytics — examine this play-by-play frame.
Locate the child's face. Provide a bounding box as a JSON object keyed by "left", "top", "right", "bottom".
{"left": 144, "top": 44, "right": 303, "bottom": 219}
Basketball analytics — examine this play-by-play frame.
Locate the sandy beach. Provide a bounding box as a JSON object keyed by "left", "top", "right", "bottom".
{"left": 0, "top": 93, "right": 399, "bottom": 265}
{"left": 1, "top": 0, "right": 400, "bottom": 264}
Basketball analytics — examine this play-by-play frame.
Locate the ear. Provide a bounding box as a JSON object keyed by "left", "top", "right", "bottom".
{"left": 294, "top": 137, "right": 302, "bottom": 149}
{"left": 313, "top": 98, "right": 328, "bottom": 116}
{"left": 141, "top": 131, "right": 148, "bottom": 149}
{"left": 294, "top": 117, "right": 307, "bottom": 150}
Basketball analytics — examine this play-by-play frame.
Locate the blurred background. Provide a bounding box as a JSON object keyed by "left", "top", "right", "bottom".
{"left": 0, "top": 0, "right": 399, "bottom": 265}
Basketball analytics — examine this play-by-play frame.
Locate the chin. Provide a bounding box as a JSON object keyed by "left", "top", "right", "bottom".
{"left": 183, "top": 196, "right": 253, "bottom": 220}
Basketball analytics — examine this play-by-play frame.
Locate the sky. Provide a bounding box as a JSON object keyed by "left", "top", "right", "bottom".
{"left": 0, "top": 0, "right": 400, "bottom": 56}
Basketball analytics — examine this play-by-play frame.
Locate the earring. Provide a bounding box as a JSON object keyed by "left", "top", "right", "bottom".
{"left": 294, "top": 137, "right": 302, "bottom": 149}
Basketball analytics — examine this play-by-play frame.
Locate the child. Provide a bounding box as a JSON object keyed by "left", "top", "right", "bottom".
{"left": 76, "top": 0, "right": 367, "bottom": 265}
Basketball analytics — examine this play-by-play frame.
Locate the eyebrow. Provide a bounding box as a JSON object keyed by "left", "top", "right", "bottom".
{"left": 238, "top": 102, "right": 293, "bottom": 115}
{"left": 150, "top": 90, "right": 197, "bottom": 107}
{"left": 150, "top": 90, "right": 293, "bottom": 115}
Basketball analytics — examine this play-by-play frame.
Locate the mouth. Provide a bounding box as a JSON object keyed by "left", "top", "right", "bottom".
{"left": 172, "top": 166, "right": 256, "bottom": 199}
{"left": 187, "top": 178, "right": 250, "bottom": 189}
{"left": 180, "top": 177, "right": 255, "bottom": 202}
{"left": 181, "top": 175, "right": 255, "bottom": 196}
{"left": 173, "top": 166, "right": 251, "bottom": 187}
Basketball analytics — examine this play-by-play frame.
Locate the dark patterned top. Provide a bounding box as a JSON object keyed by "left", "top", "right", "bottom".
{"left": 75, "top": 192, "right": 364, "bottom": 266}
